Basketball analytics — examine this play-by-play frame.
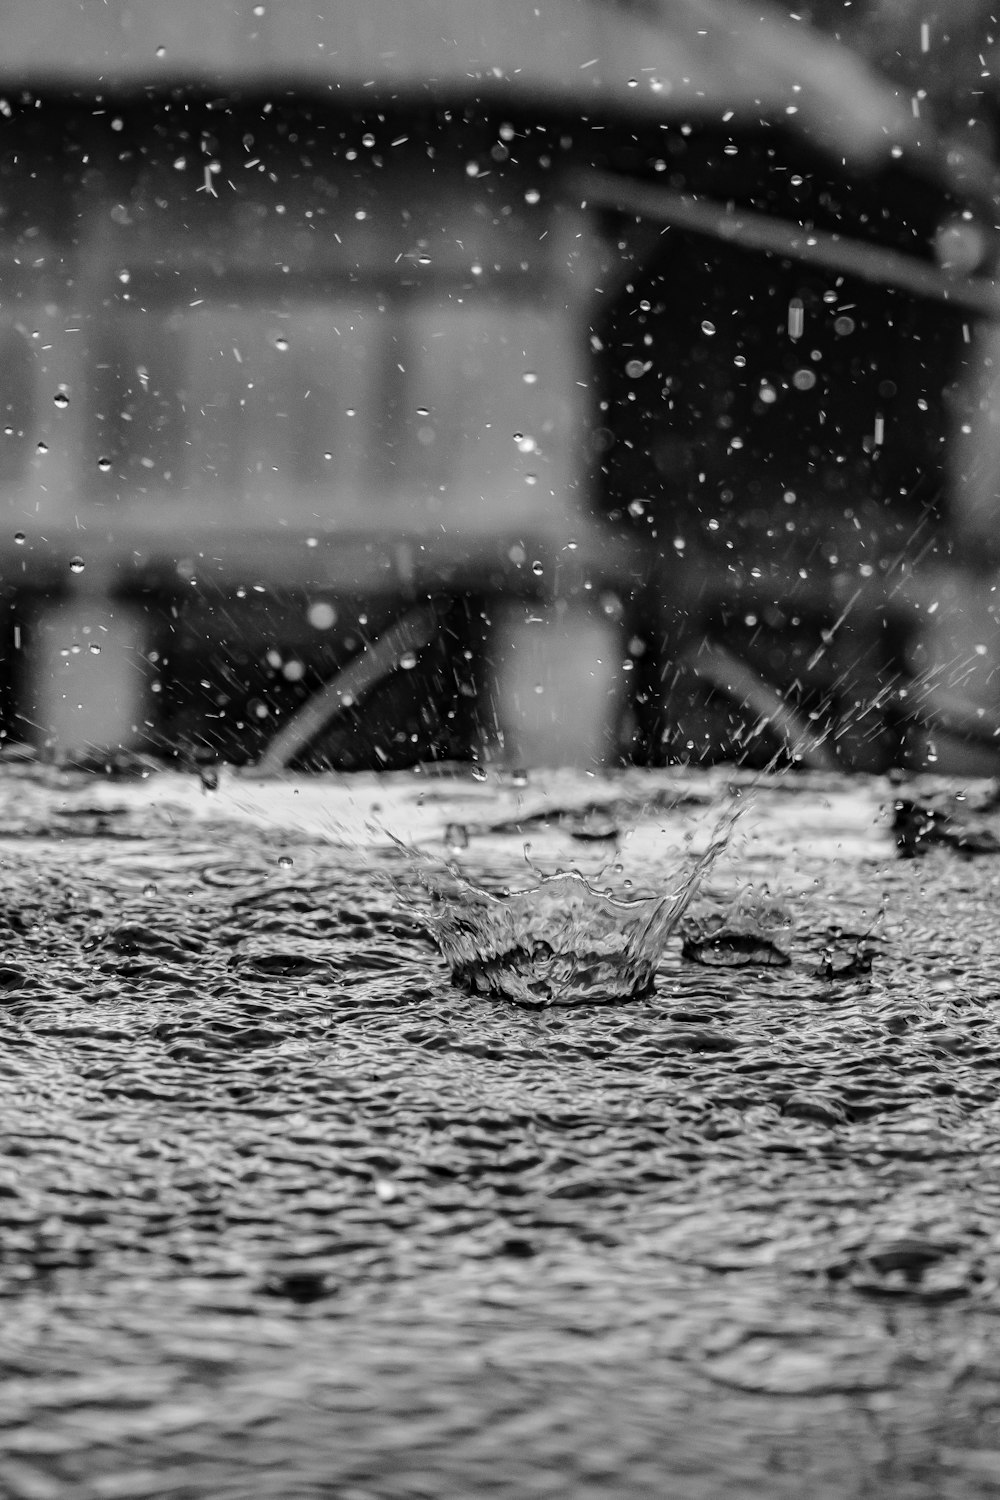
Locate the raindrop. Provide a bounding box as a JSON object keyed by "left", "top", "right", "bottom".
{"left": 35, "top": 442, "right": 48, "bottom": 456}
{"left": 323, "top": 452, "right": 332, "bottom": 461}
{"left": 308, "top": 601, "right": 337, "bottom": 630}
{"left": 510, "top": 768, "right": 529, "bottom": 787}
{"left": 531, "top": 560, "right": 544, "bottom": 576}
{"left": 471, "top": 764, "right": 488, "bottom": 782}
{"left": 515, "top": 434, "right": 537, "bottom": 454}
{"left": 89, "top": 642, "right": 101, "bottom": 655}
{"left": 525, "top": 474, "right": 537, "bottom": 486}
{"left": 306, "top": 536, "right": 318, "bottom": 548}
{"left": 97, "top": 456, "right": 112, "bottom": 473}
{"left": 143, "top": 882, "right": 157, "bottom": 897}
{"left": 273, "top": 335, "right": 289, "bottom": 352}
{"left": 361, "top": 133, "right": 376, "bottom": 148}
{"left": 445, "top": 822, "right": 469, "bottom": 850}
{"left": 13, "top": 532, "right": 24, "bottom": 545}
{"left": 792, "top": 369, "right": 817, "bottom": 391}
{"left": 118, "top": 269, "right": 130, "bottom": 285}
{"left": 701, "top": 320, "right": 716, "bottom": 336}
{"left": 524, "top": 188, "right": 540, "bottom": 205}
{"left": 53, "top": 391, "right": 69, "bottom": 409}
{"left": 522, "top": 371, "right": 537, "bottom": 384}
{"left": 277, "top": 855, "right": 294, "bottom": 869}
{"left": 69, "top": 556, "right": 85, "bottom": 574}
{"left": 345, "top": 407, "right": 356, "bottom": 417}
{"left": 399, "top": 651, "right": 418, "bottom": 670}
{"left": 156, "top": 45, "right": 166, "bottom": 59}
{"left": 788, "top": 299, "right": 805, "bottom": 339}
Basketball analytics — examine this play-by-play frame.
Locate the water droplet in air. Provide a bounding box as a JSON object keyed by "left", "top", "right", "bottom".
{"left": 69, "top": 556, "right": 85, "bottom": 574}
{"left": 143, "top": 882, "right": 157, "bottom": 897}
{"left": 515, "top": 434, "right": 536, "bottom": 454}
{"left": 701, "top": 320, "right": 716, "bottom": 336}
{"left": 531, "top": 560, "right": 543, "bottom": 576}
{"left": 35, "top": 442, "right": 48, "bottom": 456}
{"left": 277, "top": 855, "right": 294, "bottom": 869}
{"left": 53, "top": 391, "right": 69, "bottom": 409}
{"left": 308, "top": 601, "right": 337, "bottom": 630}
{"left": 445, "top": 822, "right": 470, "bottom": 850}
{"left": 13, "top": 532, "right": 24, "bottom": 545}
{"left": 399, "top": 651, "right": 418, "bottom": 670}
{"left": 471, "top": 765, "right": 488, "bottom": 782}
{"left": 274, "top": 336, "right": 289, "bottom": 351}
{"left": 97, "top": 456, "right": 111, "bottom": 473}
{"left": 362, "top": 133, "right": 376, "bottom": 148}
{"left": 510, "top": 768, "right": 529, "bottom": 787}
{"left": 89, "top": 642, "right": 101, "bottom": 654}
{"left": 522, "top": 371, "right": 537, "bottom": 384}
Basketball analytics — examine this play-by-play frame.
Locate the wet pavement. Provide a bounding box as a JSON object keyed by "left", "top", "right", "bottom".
{"left": 2, "top": 763, "right": 1000, "bottom": 1497}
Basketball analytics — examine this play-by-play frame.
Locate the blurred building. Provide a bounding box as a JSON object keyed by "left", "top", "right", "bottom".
{"left": 0, "top": 0, "right": 991, "bottom": 770}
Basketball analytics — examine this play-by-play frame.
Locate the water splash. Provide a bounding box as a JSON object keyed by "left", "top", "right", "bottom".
{"left": 416, "top": 799, "right": 741, "bottom": 1006}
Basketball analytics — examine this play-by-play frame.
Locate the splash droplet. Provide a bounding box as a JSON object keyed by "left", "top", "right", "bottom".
{"left": 69, "top": 555, "right": 85, "bottom": 574}
{"left": 97, "top": 456, "right": 111, "bottom": 473}
{"left": 53, "top": 391, "right": 69, "bottom": 409}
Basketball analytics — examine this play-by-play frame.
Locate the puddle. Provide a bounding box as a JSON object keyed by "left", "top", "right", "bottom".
{"left": 1, "top": 765, "right": 1000, "bottom": 1497}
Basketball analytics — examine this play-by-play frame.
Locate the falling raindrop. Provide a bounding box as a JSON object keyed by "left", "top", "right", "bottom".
{"left": 274, "top": 335, "right": 289, "bottom": 352}
{"left": 510, "top": 768, "right": 529, "bottom": 787}
{"left": 35, "top": 442, "right": 48, "bottom": 456}
{"left": 13, "top": 532, "right": 24, "bottom": 545}
{"left": 515, "top": 434, "right": 537, "bottom": 454}
{"left": 308, "top": 601, "right": 337, "bottom": 630}
{"left": 53, "top": 391, "right": 69, "bottom": 409}
{"left": 89, "top": 643, "right": 101, "bottom": 655}
{"left": 277, "top": 855, "right": 294, "bottom": 869}
{"left": 445, "top": 822, "right": 469, "bottom": 850}
{"left": 531, "top": 560, "right": 544, "bottom": 576}
{"left": 69, "top": 556, "right": 85, "bottom": 574}
{"left": 97, "top": 456, "right": 112, "bottom": 473}
{"left": 399, "top": 651, "right": 418, "bottom": 670}
{"left": 522, "top": 372, "right": 537, "bottom": 384}
{"left": 471, "top": 764, "right": 488, "bottom": 782}
{"left": 701, "top": 320, "right": 717, "bottom": 336}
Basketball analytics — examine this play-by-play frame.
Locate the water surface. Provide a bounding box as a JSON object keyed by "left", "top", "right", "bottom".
{"left": 1, "top": 765, "right": 999, "bottom": 1498}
